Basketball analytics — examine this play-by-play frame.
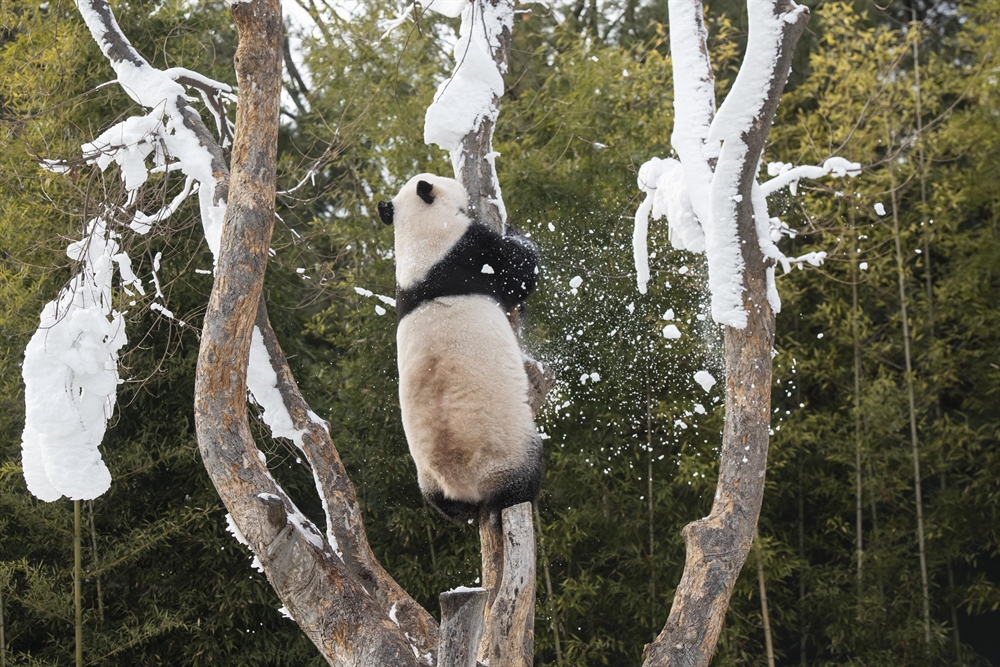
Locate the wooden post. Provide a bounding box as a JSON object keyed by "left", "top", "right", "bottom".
{"left": 438, "top": 588, "right": 488, "bottom": 667}
{"left": 478, "top": 503, "right": 536, "bottom": 667}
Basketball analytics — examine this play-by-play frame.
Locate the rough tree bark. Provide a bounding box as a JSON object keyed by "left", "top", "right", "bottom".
{"left": 192, "top": 0, "right": 433, "bottom": 664}
{"left": 439, "top": 588, "right": 489, "bottom": 667}
{"left": 641, "top": 0, "right": 809, "bottom": 664}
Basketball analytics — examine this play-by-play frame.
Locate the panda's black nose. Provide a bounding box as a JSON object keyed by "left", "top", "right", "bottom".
{"left": 377, "top": 201, "right": 394, "bottom": 225}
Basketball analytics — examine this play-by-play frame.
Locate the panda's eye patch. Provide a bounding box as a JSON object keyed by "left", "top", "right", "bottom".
{"left": 416, "top": 180, "right": 435, "bottom": 204}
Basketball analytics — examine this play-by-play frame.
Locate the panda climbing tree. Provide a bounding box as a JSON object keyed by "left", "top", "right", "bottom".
{"left": 379, "top": 174, "right": 543, "bottom": 525}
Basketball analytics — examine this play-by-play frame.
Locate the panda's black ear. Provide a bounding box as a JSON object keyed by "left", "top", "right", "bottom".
{"left": 416, "top": 180, "right": 435, "bottom": 204}
{"left": 377, "top": 200, "right": 394, "bottom": 225}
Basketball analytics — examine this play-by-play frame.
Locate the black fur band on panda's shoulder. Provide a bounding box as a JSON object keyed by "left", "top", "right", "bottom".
{"left": 396, "top": 223, "right": 540, "bottom": 320}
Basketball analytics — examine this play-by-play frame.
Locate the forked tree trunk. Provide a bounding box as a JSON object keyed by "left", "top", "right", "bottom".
{"left": 192, "top": 0, "right": 433, "bottom": 663}
{"left": 642, "top": 0, "right": 809, "bottom": 663}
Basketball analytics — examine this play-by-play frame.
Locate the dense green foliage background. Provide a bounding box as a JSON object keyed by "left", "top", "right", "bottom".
{"left": 1, "top": 0, "right": 996, "bottom": 664}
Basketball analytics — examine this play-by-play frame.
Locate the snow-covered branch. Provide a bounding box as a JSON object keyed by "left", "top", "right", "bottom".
{"left": 640, "top": 0, "right": 815, "bottom": 665}
{"left": 19, "top": 0, "right": 236, "bottom": 503}
{"left": 424, "top": 0, "right": 513, "bottom": 231}
{"left": 760, "top": 156, "right": 861, "bottom": 196}
{"left": 634, "top": 0, "right": 859, "bottom": 326}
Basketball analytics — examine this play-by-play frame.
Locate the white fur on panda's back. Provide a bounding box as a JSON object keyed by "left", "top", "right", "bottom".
{"left": 392, "top": 173, "right": 471, "bottom": 289}
{"left": 397, "top": 295, "right": 535, "bottom": 502}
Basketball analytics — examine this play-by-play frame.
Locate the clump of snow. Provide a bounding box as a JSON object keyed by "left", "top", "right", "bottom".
{"left": 874, "top": 202, "right": 886, "bottom": 216}
{"left": 481, "top": 263, "right": 495, "bottom": 274}
{"left": 21, "top": 218, "right": 127, "bottom": 501}
{"left": 225, "top": 513, "right": 249, "bottom": 546}
{"left": 569, "top": 275, "right": 583, "bottom": 289}
{"left": 633, "top": 157, "right": 706, "bottom": 294}
{"left": 662, "top": 308, "right": 675, "bottom": 320}
{"left": 859, "top": 262, "right": 868, "bottom": 271}
{"left": 662, "top": 324, "right": 682, "bottom": 339}
{"left": 694, "top": 370, "right": 717, "bottom": 392}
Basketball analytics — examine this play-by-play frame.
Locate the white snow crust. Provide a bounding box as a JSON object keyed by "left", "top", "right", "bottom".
{"left": 21, "top": 218, "right": 127, "bottom": 501}
{"left": 633, "top": 0, "right": 855, "bottom": 328}
{"left": 423, "top": 0, "right": 513, "bottom": 223}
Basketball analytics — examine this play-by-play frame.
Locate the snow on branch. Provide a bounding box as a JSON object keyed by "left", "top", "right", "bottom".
{"left": 633, "top": 0, "right": 859, "bottom": 326}
{"left": 760, "top": 157, "right": 861, "bottom": 196}
{"left": 424, "top": 0, "right": 511, "bottom": 158}
{"left": 22, "top": 0, "right": 311, "bottom": 503}
{"left": 21, "top": 218, "right": 128, "bottom": 501}
{"left": 423, "top": 0, "right": 513, "bottom": 228}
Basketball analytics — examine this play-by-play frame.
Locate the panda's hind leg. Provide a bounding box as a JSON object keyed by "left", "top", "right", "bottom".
{"left": 484, "top": 436, "right": 543, "bottom": 528}
{"left": 425, "top": 491, "right": 480, "bottom": 524}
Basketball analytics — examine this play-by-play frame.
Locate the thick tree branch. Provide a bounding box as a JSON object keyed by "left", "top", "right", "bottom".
{"left": 192, "top": 1, "right": 427, "bottom": 664}
{"left": 254, "top": 298, "right": 439, "bottom": 659}
{"left": 642, "top": 0, "right": 809, "bottom": 664}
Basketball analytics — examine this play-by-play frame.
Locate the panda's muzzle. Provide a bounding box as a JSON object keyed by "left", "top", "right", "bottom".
{"left": 377, "top": 201, "right": 394, "bottom": 225}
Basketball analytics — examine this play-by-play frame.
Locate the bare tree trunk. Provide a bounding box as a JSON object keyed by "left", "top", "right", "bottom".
{"left": 478, "top": 504, "right": 536, "bottom": 667}
{"left": 439, "top": 588, "right": 488, "bottom": 667}
{"left": 642, "top": 0, "right": 809, "bottom": 663}
{"left": 441, "top": 3, "right": 544, "bottom": 663}
{"left": 887, "top": 144, "right": 931, "bottom": 647}
{"left": 192, "top": 1, "right": 429, "bottom": 663}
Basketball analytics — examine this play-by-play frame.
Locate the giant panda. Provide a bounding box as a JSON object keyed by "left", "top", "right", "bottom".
{"left": 378, "top": 173, "right": 542, "bottom": 524}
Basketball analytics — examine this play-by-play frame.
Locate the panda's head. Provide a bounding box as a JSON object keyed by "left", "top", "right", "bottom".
{"left": 379, "top": 174, "right": 472, "bottom": 288}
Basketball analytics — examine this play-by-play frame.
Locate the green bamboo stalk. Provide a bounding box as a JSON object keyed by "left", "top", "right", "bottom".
{"left": 75, "top": 499, "right": 83, "bottom": 667}
{"left": 888, "top": 141, "right": 932, "bottom": 647}
{"left": 850, "top": 204, "right": 864, "bottom": 610}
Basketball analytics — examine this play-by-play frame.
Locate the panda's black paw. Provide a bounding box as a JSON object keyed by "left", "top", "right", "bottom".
{"left": 425, "top": 491, "right": 480, "bottom": 524}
